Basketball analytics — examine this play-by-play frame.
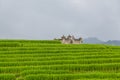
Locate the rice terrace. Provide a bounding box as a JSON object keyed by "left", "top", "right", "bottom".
{"left": 0, "top": 38, "right": 120, "bottom": 80}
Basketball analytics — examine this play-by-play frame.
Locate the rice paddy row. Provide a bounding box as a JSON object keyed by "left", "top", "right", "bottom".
{"left": 0, "top": 40, "right": 120, "bottom": 80}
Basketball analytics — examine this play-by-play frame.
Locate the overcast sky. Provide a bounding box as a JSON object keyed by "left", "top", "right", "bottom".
{"left": 0, "top": 0, "right": 120, "bottom": 41}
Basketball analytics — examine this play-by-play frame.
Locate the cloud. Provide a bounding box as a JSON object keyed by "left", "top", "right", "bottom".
{"left": 0, "top": 0, "right": 120, "bottom": 40}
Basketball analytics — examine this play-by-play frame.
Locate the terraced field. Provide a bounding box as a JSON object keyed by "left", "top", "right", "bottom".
{"left": 0, "top": 40, "right": 120, "bottom": 80}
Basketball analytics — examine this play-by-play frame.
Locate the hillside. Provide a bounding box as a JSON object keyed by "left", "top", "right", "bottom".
{"left": 0, "top": 40, "right": 120, "bottom": 80}
{"left": 84, "top": 37, "right": 104, "bottom": 44}
{"left": 104, "top": 40, "right": 120, "bottom": 45}
{"left": 84, "top": 37, "right": 120, "bottom": 45}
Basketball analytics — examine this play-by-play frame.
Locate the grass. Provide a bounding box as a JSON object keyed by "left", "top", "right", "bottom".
{"left": 0, "top": 40, "right": 120, "bottom": 80}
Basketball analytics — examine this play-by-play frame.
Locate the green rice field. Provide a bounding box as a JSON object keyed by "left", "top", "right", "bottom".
{"left": 0, "top": 40, "right": 120, "bottom": 80}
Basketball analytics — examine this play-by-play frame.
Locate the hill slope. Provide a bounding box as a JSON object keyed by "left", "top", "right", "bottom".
{"left": 0, "top": 40, "right": 120, "bottom": 80}
{"left": 84, "top": 37, "right": 104, "bottom": 44}
{"left": 84, "top": 37, "right": 120, "bottom": 45}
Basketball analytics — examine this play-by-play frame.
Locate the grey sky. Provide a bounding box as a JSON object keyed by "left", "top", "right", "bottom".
{"left": 0, "top": 0, "right": 120, "bottom": 41}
